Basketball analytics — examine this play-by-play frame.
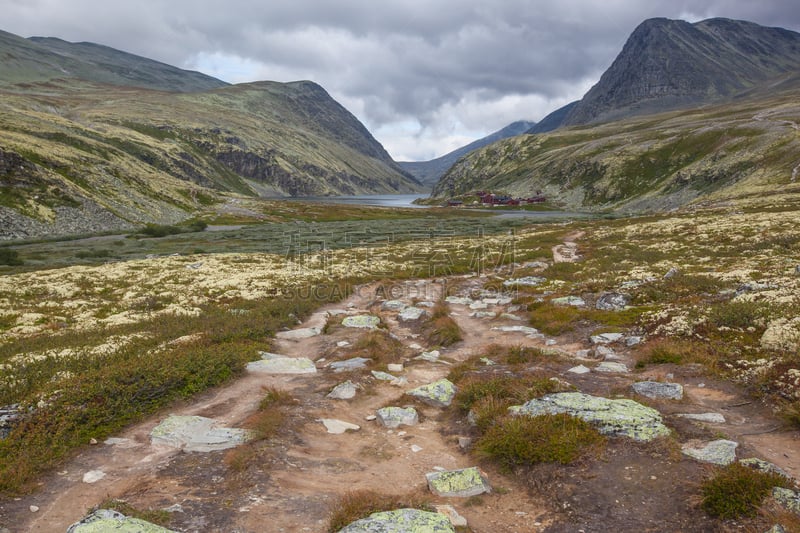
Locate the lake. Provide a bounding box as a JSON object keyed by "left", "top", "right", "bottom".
{"left": 284, "top": 193, "right": 429, "bottom": 208}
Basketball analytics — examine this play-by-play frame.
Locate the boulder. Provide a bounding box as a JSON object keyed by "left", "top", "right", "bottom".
{"left": 150, "top": 415, "right": 252, "bottom": 452}
{"left": 632, "top": 381, "right": 684, "bottom": 400}
{"left": 327, "top": 381, "right": 358, "bottom": 400}
{"left": 67, "top": 510, "right": 175, "bottom": 533}
{"left": 337, "top": 508, "right": 455, "bottom": 533}
{"left": 426, "top": 467, "right": 491, "bottom": 497}
{"left": 596, "top": 292, "right": 630, "bottom": 311}
{"left": 399, "top": 307, "right": 427, "bottom": 321}
{"left": 247, "top": 353, "right": 317, "bottom": 374}
{"left": 406, "top": 379, "right": 457, "bottom": 407}
{"left": 681, "top": 439, "right": 738, "bottom": 465}
{"left": 330, "top": 357, "right": 372, "bottom": 372}
{"left": 342, "top": 315, "right": 381, "bottom": 329}
{"left": 376, "top": 407, "right": 419, "bottom": 428}
{"left": 510, "top": 392, "right": 670, "bottom": 441}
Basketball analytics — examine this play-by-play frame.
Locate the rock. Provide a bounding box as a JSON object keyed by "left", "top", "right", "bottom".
{"left": 426, "top": 467, "right": 491, "bottom": 497}
{"left": 740, "top": 458, "right": 791, "bottom": 478}
{"left": 664, "top": 267, "right": 680, "bottom": 279}
{"left": 593, "top": 345, "right": 616, "bottom": 359}
{"left": 418, "top": 301, "right": 435, "bottom": 308}
{"left": 551, "top": 296, "right": 586, "bottom": 307}
{"left": 458, "top": 436, "right": 473, "bottom": 450}
{"left": 330, "top": 357, "right": 372, "bottom": 372}
{"left": 469, "top": 301, "right": 488, "bottom": 310}
{"left": 337, "top": 508, "right": 455, "bottom": 533}
{"left": 510, "top": 392, "right": 670, "bottom": 441}
{"left": 766, "top": 525, "right": 787, "bottom": 533}
{"left": 503, "top": 276, "right": 546, "bottom": 287}
{"left": 342, "top": 315, "right": 381, "bottom": 329}
{"left": 596, "top": 292, "right": 630, "bottom": 311}
{"left": 276, "top": 327, "right": 321, "bottom": 340}
{"left": 30, "top": 506, "right": 39, "bottom": 513}
{"left": 336, "top": 341, "right": 351, "bottom": 348}
{"left": 632, "top": 381, "right": 684, "bottom": 400}
{"left": 567, "top": 365, "right": 591, "bottom": 375}
{"left": 411, "top": 444, "right": 423, "bottom": 453}
{"left": 590, "top": 332, "right": 624, "bottom": 344}
{"left": 371, "top": 370, "right": 407, "bottom": 386}
{"left": 327, "top": 381, "right": 358, "bottom": 400}
{"left": 500, "top": 313, "right": 523, "bottom": 321}
{"left": 247, "top": 352, "right": 317, "bottom": 374}
{"left": 676, "top": 412, "right": 726, "bottom": 424}
{"left": 387, "top": 363, "right": 404, "bottom": 373}
{"left": 376, "top": 407, "right": 419, "bottom": 428}
{"left": 406, "top": 379, "right": 457, "bottom": 407}
{"left": 480, "top": 357, "right": 497, "bottom": 366}
{"left": 82, "top": 470, "right": 106, "bottom": 483}
{"left": 321, "top": 419, "right": 360, "bottom": 434}
{"left": 150, "top": 415, "right": 252, "bottom": 452}
{"left": 399, "top": 307, "right": 427, "bottom": 321}
{"left": 470, "top": 311, "right": 497, "bottom": 318}
{"left": 67, "top": 510, "right": 175, "bottom": 532}
{"left": 382, "top": 300, "right": 407, "bottom": 311}
{"left": 681, "top": 439, "right": 738, "bottom": 465}
{"left": 576, "top": 349, "right": 592, "bottom": 358}
{"left": 625, "top": 336, "right": 643, "bottom": 347}
{"left": 772, "top": 487, "right": 800, "bottom": 514}
{"left": 0, "top": 404, "right": 21, "bottom": 440}
{"left": 736, "top": 281, "right": 775, "bottom": 296}
{"left": 491, "top": 325, "right": 542, "bottom": 336}
{"left": 415, "top": 350, "right": 441, "bottom": 362}
{"left": 434, "top": 505, "right": 468, "bottom": 527}
{"left": 761, "top": 317, "right": 800, "bottom": 352}
{"left": 594, "top": 362, "right": 629, "bottom": 373}
{"left": 445, "top": 296, "right": 473, "bottom": 306}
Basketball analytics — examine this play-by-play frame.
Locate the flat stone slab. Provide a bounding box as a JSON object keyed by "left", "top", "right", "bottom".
{"left": 470, "top": 311, "right": 497, "bottom": 318}
{"left": 371, "top": 370, "right": 407, "bottom": 386}
{"left": 415, "top": 350, "right": 441, "bottom": 362}
{"left": 399, "top": 306, "right": 427, "bottom": 321}
{"left": 82, "top": 470, "right": 106, "bottom": 484}
{"left": 676, "top": 412, "right": 726, "bottom": 424}
{"left": 681, "top": 439, "right": 738, "bottom": 465}
{"left": 247, "top": 352, "right": 317, "bottom": 374}
{"left": 510, "top": 392, "right": 671, "bottom": 441}
{"left": 469, "top": 301, "right": 488, "bottom": 310}
{"left": 321, "top": 419, "right": 361, "bottom": 434}
{"left": 376, "top": 407, "right": 419, "bottom": 428}
{"left": 330, "top": 357, "right": 372, "bottom": 372}
{"left": 491, "top": 325, "right": 541, "bottom": 336}
{"left": 327, "top": 381, "right": 358, "bottom": 400}
{"left": 151, "top": 415, "right": 252, "bottom": 452}
{"left": 67, "top": 510, "right": 175, "bottom": 533}
{"left": 503, "top": 276, "right": 546, "bottom": 287}
{"left": 406, "top": 379, "right": 457, "bottom": 407}
{"left": 567, "top": 365, "right": 591, "bottom": 375}
{"left": 590, "top": 332, "right": 624, "bottom": 344}
{"left": 276, "top": 327, "right": 320, "bottom": 340}
{"left": 551, "top": 296, "right": 586, "bottom": 307}
{"left": 337, "top": 508, "right": 455, "bottom": 533}
{"left": 382, "top": 300, "right": 408, "bottom": 311}
{"left": 342, "top": 315, "right": 381, "bottom": 329}
{"left": 445, "top": 296, "right": 473, "bottom": 306}
{"left": 594, "top": 362, "right": 629, "bottom": 373}
{"left": 632, "top": 381, "right": 684, "bottom": 400}
{"left": 426, "top": 467, "right": 491, "bottom": 497}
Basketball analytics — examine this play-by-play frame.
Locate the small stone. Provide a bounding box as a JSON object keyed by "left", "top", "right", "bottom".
{"left": 772, "top": 487, "right": 800, "bottom": 514}
{"left": 681, "top": 439, "right": 738, "bottom": 465}
{"left": 365, "top": 415, "right": 377, "bottom": 421}
{"left": 342, "top": 315, "right": 381, "bottom": 329}
{"left": 458, "top": 436, "right": 473, "bottom": 450}
{"left": 567, "top": 365, "right": 591, "bottom": 375}
{"left": 89, "top": 438, "right": 98, "bottom": 445}
{"left": 480, "top": 357, "right": 497, "bottom": 366}
{"left": 625, "top": 336, "right": 643, "bottom": 347}
{"left": 491, "top": 325, "right": 541, "bottom": 336}
{"left": 30, "top": 506, "right": 39, "bottom": 513}
{"left": 594, "top": 362, "right": 629, "bottom": 373}
{"left": 469, "top": 301, "right": 488, "bottom": 310}
{"left": 575, "top": 349, "right": 592, "bottom": 358}
{"left": 500, "top": 313, "right": 523, "bottom": 321}
{"left": 426, "top": 467, "right": 491, "bottom": 497}
{"left": 406, "top": 379, "right": 457, "bottom": 407}
{"left": 387, "top": 364, "right": 404, "bottom": 373}
{"left": 321, "top": 419, "right": 360, "bottom": 434}
{"left": 415, "top": 350, "right": 441, "bottom": 362}
{"left": 632, "top": 381, "right": 684, "bottom": 400}
{"left": 676, "top": 412, "right": 726, "bottom": 424}
{"left": 434, "top": 504, "right": 468, "bottom": 527}
{"left": 470, "top": 311, "right": 497, "bottom": 318}
{"left": 381, "top": 300, "right": 407, "bottom": 311}
{"left": 336, "top": 341, "right": 351, "bottom": 348}
{"left": 399, "top": 307, "right": 427, "bottom": 321}
{"left": 593, "top": 345, "right": 616, "bottom": 359}
{"left": 327, "top": 381, "right": 358, "bottom": 400}
{"left": 411, "top": 445, "right": 423, "bottom": 453}
{"left": 82, "top": 470, "right": 106, "bottom": 484}
{"left": 664, "top": 267, "right": 680, "bottom": 279}
{"left": 546, "top": 339, "right": 557, "bottom": 346}
{"left": 375, "top": 407, "right": 419, "bottom": 428}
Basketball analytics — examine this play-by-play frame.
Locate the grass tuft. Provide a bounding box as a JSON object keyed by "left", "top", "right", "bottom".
{"left": 327, "top": 491, "right": 432, "bottom": 533}
{"left": 700, "top": 462, "right": 791, "bottom": 519}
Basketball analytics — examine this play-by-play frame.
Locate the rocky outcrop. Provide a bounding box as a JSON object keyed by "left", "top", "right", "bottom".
{"left": 67, "top": 509, "right": 175, "bottom": 533}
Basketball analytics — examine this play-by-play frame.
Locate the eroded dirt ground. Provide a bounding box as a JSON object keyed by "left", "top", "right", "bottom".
{"left": 3, "top": 259, "right": 800, "bottom": 532}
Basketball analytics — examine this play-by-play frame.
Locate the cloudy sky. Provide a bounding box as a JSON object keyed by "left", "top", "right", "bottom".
{"left": 3, "top": 1, "right": 800, "bottom": 161}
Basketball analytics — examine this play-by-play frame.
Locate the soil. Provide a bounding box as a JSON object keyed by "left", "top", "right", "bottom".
{"left": 2, "top": 241, "right": 799, "bottom": 532}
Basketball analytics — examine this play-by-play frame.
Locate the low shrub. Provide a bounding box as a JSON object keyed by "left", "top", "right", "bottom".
{"left": 707, "top": 300, "right": 770, "bottom": 330}
{"left": 424, "top": 315, "right": 463, "bottom": 347}
{"left": 701, "top": 462, "right": 791, "bottom": 519}
{"left": 327, "top": 491, "right": 432, "bottom": 532}
{"left": 528, "top": 301, "right": 582, "bottom": 336}
{"left": 0, "top": 248, "right": 22, "bottom": 266}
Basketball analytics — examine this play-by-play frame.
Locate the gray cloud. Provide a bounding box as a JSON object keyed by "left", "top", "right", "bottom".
{"left": 3, "top": 0, "right": 800, "bottom": 160}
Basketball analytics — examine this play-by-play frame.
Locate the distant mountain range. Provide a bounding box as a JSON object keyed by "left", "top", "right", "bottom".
{"left": 0, "top": 30, "right": 421, "bottom": 239}
{"left": 432, "top": 17, "right": 800, "bottom": 211}
{"left": 398, "top": 121, "right": 536, "bottom": 187}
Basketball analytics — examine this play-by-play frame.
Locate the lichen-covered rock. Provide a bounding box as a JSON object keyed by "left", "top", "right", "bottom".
{"left": 595, "top": 292, "right": 630, "bottom": 311}
{"left": 372, "top": 371, "right": 407, "bottom": 386}
{"left": 503, "top": 276, "right": 546, "bottom": 287}
{"left": 399, "top": 307, "right": 427, "bottom": 321}
{"left": 376, "top": 407, "right": 419, "bottom": 428}
{"left": 510, "top": 392, "right": 670, "bottom": 441}
{"left": 150, "top": 415, "right": 252, "bottom": 452}
{"left": 632, "top": 381, "right": 684, "bottom": 400}
{"left": 740, "top": 457, "right": 790, "bottom": 478}
{"left": 773, "top": 487, "right": 800, "bottom": 514}
{"left": 681, "top": 439, "right": 738, "bottom": 465}
{"left": 330, "top": 357, "right": 372, "bottom": 372}
{"left": 568, "top": 365, "right": 591, "bottom": 374}
{"left": 594, "top": 362, "right": 629, "bottom": 373}
{"left": 342, "top": 315, "right": 381, "bottom": 329}
{"left": 337, "top": 508, "right": 455, "bottom": 532}
{"left": 406, "top": 379, "right": 457, "bottom": 407}
{"left": 551, "top": 296, "right": 586, "bottom": 307}
{"left": 382, "top": 300, "right": 408, "bottom": 311}
{"left": 761, "top": 317, "right": 800, "bottom": 351}
{"left": 426, "top": 467, "right": 491, "bottom": 497}
{"left": 67, "top": 509, "right": 175, "bottom": 532}
{"left": 247, "top": 352, "right": 317, "bottom": 374}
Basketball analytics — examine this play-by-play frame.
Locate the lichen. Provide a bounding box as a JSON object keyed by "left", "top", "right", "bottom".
{"left": 425, "top": 467, "right": 491, "bottom": 497}
{"left": 406, "top": 379, "right": 457, "bottom": 407}
{"left": 337, "top": 508, "right": 455, "bottom": 532}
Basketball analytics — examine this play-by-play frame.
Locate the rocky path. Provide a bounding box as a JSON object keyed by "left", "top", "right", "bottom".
{"left": 4, "top": 261, "right": 800, "bottom": 531}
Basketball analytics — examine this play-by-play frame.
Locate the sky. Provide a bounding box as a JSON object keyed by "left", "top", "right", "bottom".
{"left": 3, "top": 1, "right": 800, "bottom": 161}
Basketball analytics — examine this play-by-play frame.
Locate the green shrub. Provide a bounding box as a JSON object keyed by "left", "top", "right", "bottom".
{"left": 476, "top": 413, "right": 605, "bottom": 469}
{"left": 701, "top": 462, "right": 790, "bottom": 519}
{"left": 138, "top": 224, "right": 184, "bottom": 238}
{"left": 0, "top": 248, "right": 22, "bottom": 266}
{"left": 707, "top": 300, "right": 770, "bottom": 330}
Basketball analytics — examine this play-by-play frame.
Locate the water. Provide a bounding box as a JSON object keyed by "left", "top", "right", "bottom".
{"left": 283, "top": 194, "right": 429, "bottom": 208}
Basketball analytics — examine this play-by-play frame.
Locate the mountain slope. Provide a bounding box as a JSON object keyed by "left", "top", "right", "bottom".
{"left": 563, "top": 17, "right": 800, "bottom": 126}
{"left": 0, "top": 31, "right": 421, "bottom": 240}
{"left": 398, "top": 121, "right": 535, "bottom": 187}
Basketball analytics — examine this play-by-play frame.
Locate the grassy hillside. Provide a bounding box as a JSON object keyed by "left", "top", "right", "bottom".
{"left": 431, "top": 86, "right": 800, "bottom": 212}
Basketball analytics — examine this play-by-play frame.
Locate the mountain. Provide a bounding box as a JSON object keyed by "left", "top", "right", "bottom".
{"left": 0, "top": 31, "right": 421, "bottom": 239}
{"left": 398, "top": 121, "right": 535, "bottom": 188}
{"left": 539, "top": 18, "right": 800, "bottom": 131}
{"left": 526, "top": 102, "right": 578, "bottom": 134}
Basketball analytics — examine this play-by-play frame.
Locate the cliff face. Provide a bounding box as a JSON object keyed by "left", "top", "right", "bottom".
{"left": 564, "top": 17, "right": 800, "bottom": 125}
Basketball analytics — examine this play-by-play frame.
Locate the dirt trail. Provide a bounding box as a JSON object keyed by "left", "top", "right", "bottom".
{"left": 4, "top": 271, "right": 800, "bottom": 532}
